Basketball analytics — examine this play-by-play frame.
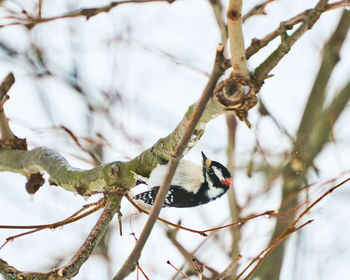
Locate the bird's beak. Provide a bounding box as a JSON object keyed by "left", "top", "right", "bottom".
{"left": 201, "top": 152, "right": 212, "bottom": 170}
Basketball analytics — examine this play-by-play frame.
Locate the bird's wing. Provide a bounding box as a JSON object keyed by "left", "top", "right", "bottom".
{"left": 134, "top": 186, "right": 199, "bottom": 208}
{"left": 163, "top": 186, "right": 205, "bottom": 207}
{"left": 133, "top": 187, "right": 159, "bottom": 205}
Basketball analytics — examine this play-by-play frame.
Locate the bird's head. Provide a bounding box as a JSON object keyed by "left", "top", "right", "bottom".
{"left": 201, "top": 152, "right": 232, "bottom": 188}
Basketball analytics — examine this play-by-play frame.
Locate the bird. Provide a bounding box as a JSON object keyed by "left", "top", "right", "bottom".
{"left": 132, "top": 152, "right": 232, "bottom": 208}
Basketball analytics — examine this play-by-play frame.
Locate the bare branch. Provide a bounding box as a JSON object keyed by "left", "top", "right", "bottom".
{"left": 58, "top": 196, "right": 121, "bottom": 278}
{"left": 202, "top": 210, "right": 277, "bottom": 234}
{"left": 114, "top": 45, "right": 228, "bottom": 279}
{"left": 0, "top": 195, "right": 121, "bottom": 280}
{"left": 0, "top": 197, "right": 105, "bottom": 230}
{"left": 208, "top": 0, "right": 228, "bottom": 48}
{"left": 167, "top": 260, "right": 191, "bottom": 279}
{"left": 252, "top": 10, "right": 350, "bottom": 279}
{"left": 253, "top": 0, "right": 329, "bottom": 83}
{"left": 295, "top": 9, "right": 350, "bottom": 164}
{"left": 227, "top": 0, "right": 250, "bottom": 80}
{"left": 0, "top": 198, "right": 106, "bottom": 250}
{"left": 0, "top": 0, "right": 175, "bottom": 29}
{"left": 225, "top": 113, "right": 241, "bottom": 279}
{"left": 243, "top": 0, "right": 276, "bottom": 22}
{"left": 126, "top": 195, "right": 207, "bottom": 236}
{"left": 237, "top": 177, "right": 350, "bottom": 280}
{"left": 0, "top": 73, "right": 15, "bottom": 140}
{"left": 215, "top": 254, "right": 242, "bottom": 280}
{"left": 245, "top": 0, "right": 350, "bottom": 59}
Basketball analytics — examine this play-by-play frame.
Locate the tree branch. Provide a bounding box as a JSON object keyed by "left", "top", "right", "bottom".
{"left": 253, "top": 0, "right": 329, "bottom": 84}
{"left": 0, "top": 195, "right": 122, "bottom": 280}
{"left": 0, "top": 73, "right": 15, "bottom": 141}
{"left": 238, "top": 177, "right": 350, "bottom": 280}
{"left": 0, "top": 50, "right": 232, "bottom": 196}
{"left": 208, "top": 0, "right": 228, "bottom": 49}
{"left": 295, "top": 9, "right": 350, "bottom": 165}
{"left": 0, "top": 198, "right": 106, "bottom": 250}
{"left": 242, "top": 0, "right": 276, "bottom": 22}
{"left": 227, "top": 0, "right": 250, "bottom": 80}
{"left": 57, "top": 195, "right": 122, "bottom": 278}
{"left": 0, "top": 147, "right": 129, "bottom": 195}
{"left": 225, "top": 114, "right": 241, "bottom": 279}
{"left": 113, "top": 44, "right": 228, "bottom": 279}
{"left": 245, "top": 0, "right": 350, "bottom": 59}
{"left": 0, "top": 0, "right": 175, "bottom": 29}
{"left": 253, "top": 9, "right": 350, "bottom": 279}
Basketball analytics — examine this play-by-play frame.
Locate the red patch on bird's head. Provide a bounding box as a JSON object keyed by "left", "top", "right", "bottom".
{"left": 221, "top": 178, "right": 232, "bottom": 187}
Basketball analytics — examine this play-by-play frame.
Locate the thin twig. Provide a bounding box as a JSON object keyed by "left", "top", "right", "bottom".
{"left": 0, "top": 0, "right": 175, "bottom": 29}
{"left": 0, "top": 228, "right": 42, "bottom": 250}
{"left": 167, "top": 260, "right": 190, "bottom": 279}
{"left": 60, "top": 125, "right": 102, "bottom": 165}
{"left": 56, "top": 195, "right": 122, "bottom": 278}
{"left": 0, "top": 198, "right": 106, "bottom": 250}
{"left": 240, "top": 219, "right": 313, "bottom": 280}
{"left": 114, "top": 45, "right": 228, "bottom": 279}
{"left": 127, "top": 195, "right": 277, "bottom": 235}
{"left": 245, "top": 0, "right": 350, "bottom": 59}
{"left": 295, "top": 9, "right": 350, "bottom": 164}
{"left": 216, "top": 254, "right": 242, "bottom": 280}
{"left": 254, "top": 0, "right": 329, "bottom": 83}
{"left": 251, "top": 11, "right": 350, "bottom": 279}
{"left": 0, "top": 196, "right": 121, "bottom": 279}
{"left": 126, "top": 195, "right": 207, "bottom": 236}
{"left": 289, "top": 177, "right": 350, "bottom": 230}
{"left": 243, "top": 0, "right": 276, "bottom": 22}
{"left": 0, "top": 197, "right": 105, "bottom": 230}
{"left": 208, "top": 0, "right": 228, "bottom": 49}
{"left": 236, "top": 177, "right": 350, "bottom": 280}
{"left": 203, "top": 210, "right": 277, "bottom": 234}
{"left": 137, "top": 264, "right": 150, "bottom": 280}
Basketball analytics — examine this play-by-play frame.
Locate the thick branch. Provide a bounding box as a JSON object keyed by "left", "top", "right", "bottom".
{"left": 0, "top": 73, "right": 15, "bottom": 140}
{"left": 227, "top": 0, "right": 250, "bottom": 79}
{"left": 0, "top": 55, "right": 230, "bottom": 196}
{"left": 0, "top": 147, "right": 131, "bottom": 195}
{"left": 225, "top": 114, "right": 241, "bottom": 279}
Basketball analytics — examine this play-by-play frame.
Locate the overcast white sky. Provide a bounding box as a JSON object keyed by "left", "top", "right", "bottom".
{"left": 0, "top": 0, "right": 349, "bottom": 279}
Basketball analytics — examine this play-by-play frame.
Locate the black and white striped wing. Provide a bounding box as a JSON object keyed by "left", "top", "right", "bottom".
{"left": 133, "top": 187, "right": 159, "bottom": 206}
{"left": 134, "top": 186, "right": 204, "bottom": 208}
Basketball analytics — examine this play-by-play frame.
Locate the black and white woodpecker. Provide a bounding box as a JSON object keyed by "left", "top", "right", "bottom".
{"left": 133, "top": 152, "right": 232, "bottom": 208}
